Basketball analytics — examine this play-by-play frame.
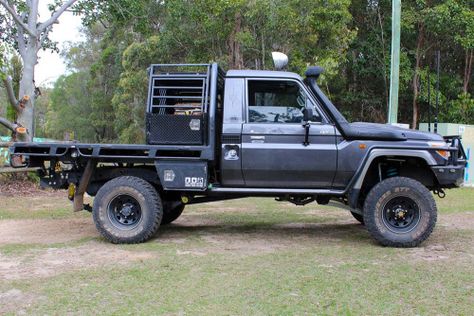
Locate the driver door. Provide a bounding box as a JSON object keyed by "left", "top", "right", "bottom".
{"left": 241, "top": 79, "right": 337, "bottom": 188}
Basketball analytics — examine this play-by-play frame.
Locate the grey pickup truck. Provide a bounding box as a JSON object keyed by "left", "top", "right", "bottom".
{"left": 10, "top": 59, "right": 466, "bottom": 247}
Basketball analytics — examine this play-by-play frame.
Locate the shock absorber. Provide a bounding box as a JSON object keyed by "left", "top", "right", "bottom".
{"left": 385, "top": 166, "right": 398, "bottom": 178}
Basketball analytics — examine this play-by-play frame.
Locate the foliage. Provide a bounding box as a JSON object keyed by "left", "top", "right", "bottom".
{"left": 330, "top": 0, "right": 474, "bottom": 124}
{"left": 443, "top": 93, "right": 474, "bottom": 124}
{"left": 45, "top": 73, "right": 96, "bottom": 141}
{"left": 44, "top": 25, "right": 118, "bottom": 142}
{"left": 112, "top": 36, "right": 162, "bottom": 143}
{"left": 74, "top": 0, "right": 355, "bottom": 142}
{"left": 34, "top": 87, "right": 51, "bottom": 138}
{"left": 39, "top": 0, "right": 474, "bottom": 143}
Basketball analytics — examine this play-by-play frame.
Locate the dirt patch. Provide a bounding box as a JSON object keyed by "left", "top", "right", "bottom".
{"left": 406, "top": 240, "right": 474, "bottom": 263}
{"left": 439, "top": 212, "right": 474, "bottom": 230}
{"left": 0, "top": 288, "right": 40, "bottom": 314}
{"left": 407, "top": 243, "right": 452, "bottom": 262}
{"left": 160, "top": 219, "right": 366, "bottom": 256}
{"left": 200, "top": 233, "right": 290, "bottom": 254}
{"left": 406, "top": 214, "right": 474, "bottom": 263}
{"left": 0, "top": 242, "right": 154, "bottom": 280}
{"left": 0, "top": 218, "right": 98, "bottom": 244}
{"left": 0, "top": 179, "right": 62, "bottom": 197}
{"left": 161, "top": 233, "right": 294, "bottom": 257}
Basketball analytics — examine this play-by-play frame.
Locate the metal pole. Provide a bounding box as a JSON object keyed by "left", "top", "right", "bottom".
{"left": 388, "top": 0, "right": 402, "bottom": 124}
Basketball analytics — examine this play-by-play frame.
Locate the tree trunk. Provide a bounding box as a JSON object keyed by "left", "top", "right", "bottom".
{"left": 17, "top": 41, "right": 38, "bottom": 142}
{"left": 16, "top": 0, "right": 39, "bottom": 142}
{"left": 377, "top": 5, "right": 389, "bottom": 108}
{"left": 16, "top": 43, "right": 37, "bottom": 142}
{"left": 228, "top": 12, "right": 243, "bottom": 69}
{"left": 411, "top": 25, "right": 424, "bottom": 129}
{"left": 463, "top": 49, "right": 473, "bottom": 94}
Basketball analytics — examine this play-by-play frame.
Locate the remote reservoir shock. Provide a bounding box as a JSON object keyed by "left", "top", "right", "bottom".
{"left": 386, "top": 166, "right": 398, "bottom": 178}
{"left": 378, "top": 163, "right": 399, "bottom": 181}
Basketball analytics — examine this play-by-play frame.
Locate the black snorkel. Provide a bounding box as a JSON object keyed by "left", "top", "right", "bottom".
{"left": 304, "top": 66, "right": 351, "bottom": 138}
{"left": 304, "top": 66, "right": 407, "bottom": 141}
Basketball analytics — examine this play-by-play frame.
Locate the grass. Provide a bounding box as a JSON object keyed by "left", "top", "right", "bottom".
{"left": 0, "top": 188, "right": 473, "bottom": 315}
{"left": 16, "top": 249, "right": 473, "bottom": 315}
{"left": 436, "top": 187, "right": 474, "bottom": 213}
{"left": 0, "top": 194, "right": 91, "bottom": 220}
{"left": 0, "top": 237, "right": 96, "bottom": 256}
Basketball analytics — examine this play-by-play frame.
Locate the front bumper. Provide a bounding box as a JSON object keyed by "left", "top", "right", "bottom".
{"left": 431, "top": 136, "right": 467, "bottom": 188}
{"left": 431, "top": 165, "right": 465, "bottom": 187}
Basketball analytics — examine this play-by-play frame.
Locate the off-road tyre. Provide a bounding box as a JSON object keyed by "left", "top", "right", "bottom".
{"left": 363, "top": 177, "right": 437, "bottom": 247}
{"left": 350, "top": 211, "right": 364, "bottom": 224}
{"left": 161, "top": 201, "right": 185, "bottom": 225}
{"left": 93, "top": 176, "right": 162, "bottom": 244}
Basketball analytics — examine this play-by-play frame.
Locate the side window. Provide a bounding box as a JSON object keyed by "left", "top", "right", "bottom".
{"left": 247, "top": 80, "right": 321, "bottom": 123}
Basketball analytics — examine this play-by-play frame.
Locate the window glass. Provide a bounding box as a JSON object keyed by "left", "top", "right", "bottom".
{"left": 248, "top": 80, "right": 321, "bottom": 123}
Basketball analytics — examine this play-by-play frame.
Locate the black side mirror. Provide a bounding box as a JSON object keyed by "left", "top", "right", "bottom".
{"left": 302, "top": 108, "right": 313, "bottom": 122}
{"left": 302, "top": 108, "right": 312, "bottom": 146}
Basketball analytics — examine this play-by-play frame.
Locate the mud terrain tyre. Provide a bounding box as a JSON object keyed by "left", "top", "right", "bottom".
{"left": 93, "top": 176, "right": 162, "bottom": 244}
{"left": 350, "top": 211, "right": 364, "bottom": 224}
{"left": 363, "top": 177, "right": 437, "bottom": 247}
{"left": 161, "top": 201, "right": 185, "bottom": 225}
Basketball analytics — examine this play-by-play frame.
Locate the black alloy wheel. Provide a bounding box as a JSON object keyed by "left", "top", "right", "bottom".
{"left": 381, "top": 196, "right": 420, "bottom": 234}
{"left": 107, "top": 194, "right": 143, "bottom": 229}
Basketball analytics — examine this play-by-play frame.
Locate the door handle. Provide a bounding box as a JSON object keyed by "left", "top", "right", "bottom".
{"left": 250, "top": 135, "right": 265, "bottom": 140}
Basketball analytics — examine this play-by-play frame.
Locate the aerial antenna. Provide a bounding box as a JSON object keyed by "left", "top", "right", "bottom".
{"left": 435, "top": 50, "right": 440, "bottom": 134}
{"left": 427, "top": 66, "right": 431, "bottom": 132}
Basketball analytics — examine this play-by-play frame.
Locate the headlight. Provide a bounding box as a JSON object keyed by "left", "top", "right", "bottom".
{"left": 428, "top": 141, "right": 450, "bottom": 159}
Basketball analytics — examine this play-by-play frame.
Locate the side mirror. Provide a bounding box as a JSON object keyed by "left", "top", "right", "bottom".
{"left": 302, "top": 108, "right": 313, "bottom": 122}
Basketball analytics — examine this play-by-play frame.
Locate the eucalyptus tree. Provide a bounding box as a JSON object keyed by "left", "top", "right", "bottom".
{"left": 0, "top": 0, "right": 80, "bottom": 141}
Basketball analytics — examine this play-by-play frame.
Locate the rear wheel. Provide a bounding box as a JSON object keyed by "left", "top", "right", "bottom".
{"left": 161, "top": 200, "right": 185, "bottom": 225}
{"left": 93, "top": 176, "right": 162, "bottom": 244}
{"left": 363, "top": 177, "right": 437, "bottom": 247}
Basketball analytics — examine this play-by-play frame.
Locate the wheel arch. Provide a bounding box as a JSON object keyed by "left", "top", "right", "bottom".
{"left": 348, "top": 149, "right": 438, "bottom": 210}
{"left": 86, "top": 166, "right": 161, "bottom": 197}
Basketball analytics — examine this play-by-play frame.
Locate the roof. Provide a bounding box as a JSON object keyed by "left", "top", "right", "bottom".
{"left": 225, "top": 70, "right": 303, "bottom": 80}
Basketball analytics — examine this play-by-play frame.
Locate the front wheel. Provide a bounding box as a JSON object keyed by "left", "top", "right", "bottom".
{"left": 363, "top": 177, "right": 437, "bottom": 247}
{"left": 93, "top": 176, "right": 163, "bottom": 244}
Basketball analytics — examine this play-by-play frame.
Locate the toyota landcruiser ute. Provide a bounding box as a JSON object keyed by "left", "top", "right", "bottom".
{"left": 10, "top": 58, "right": 466, "bottom": 247}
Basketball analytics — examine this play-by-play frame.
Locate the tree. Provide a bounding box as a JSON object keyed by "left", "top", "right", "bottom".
{"left": 426, "top": 0, "right": 474, "bottom": 94}
{"left": 43, "top": 25, "right": 118, "bottom": 142}
{"left": 0, "top": 0, "right": 80, "bottom": 141}
{"left": 45, "top": 73, "right": 96, "bottom": 141}
{"left": 101, "top": 0, "right": 355, "bottom": 142}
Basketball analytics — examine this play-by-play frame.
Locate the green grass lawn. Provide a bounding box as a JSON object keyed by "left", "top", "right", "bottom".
{"left": 0, "top": 188, "right": 473, "bottom": 315}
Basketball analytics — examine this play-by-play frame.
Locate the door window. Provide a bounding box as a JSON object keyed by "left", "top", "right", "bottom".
{"left": 247, "top": 80, "right": 321, "bottom": 123}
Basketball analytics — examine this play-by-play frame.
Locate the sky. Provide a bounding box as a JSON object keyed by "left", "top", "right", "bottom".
{"left": 35, "top": 1, "right": 84, "bottom": 86}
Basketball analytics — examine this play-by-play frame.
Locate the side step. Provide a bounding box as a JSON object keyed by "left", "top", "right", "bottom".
{"left": 209, "top": 187, "right": 345, "bottom": 195}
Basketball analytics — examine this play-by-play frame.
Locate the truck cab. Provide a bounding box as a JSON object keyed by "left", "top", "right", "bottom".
{"left": 220, "top": 70, "right": 336, "bottom": 188}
